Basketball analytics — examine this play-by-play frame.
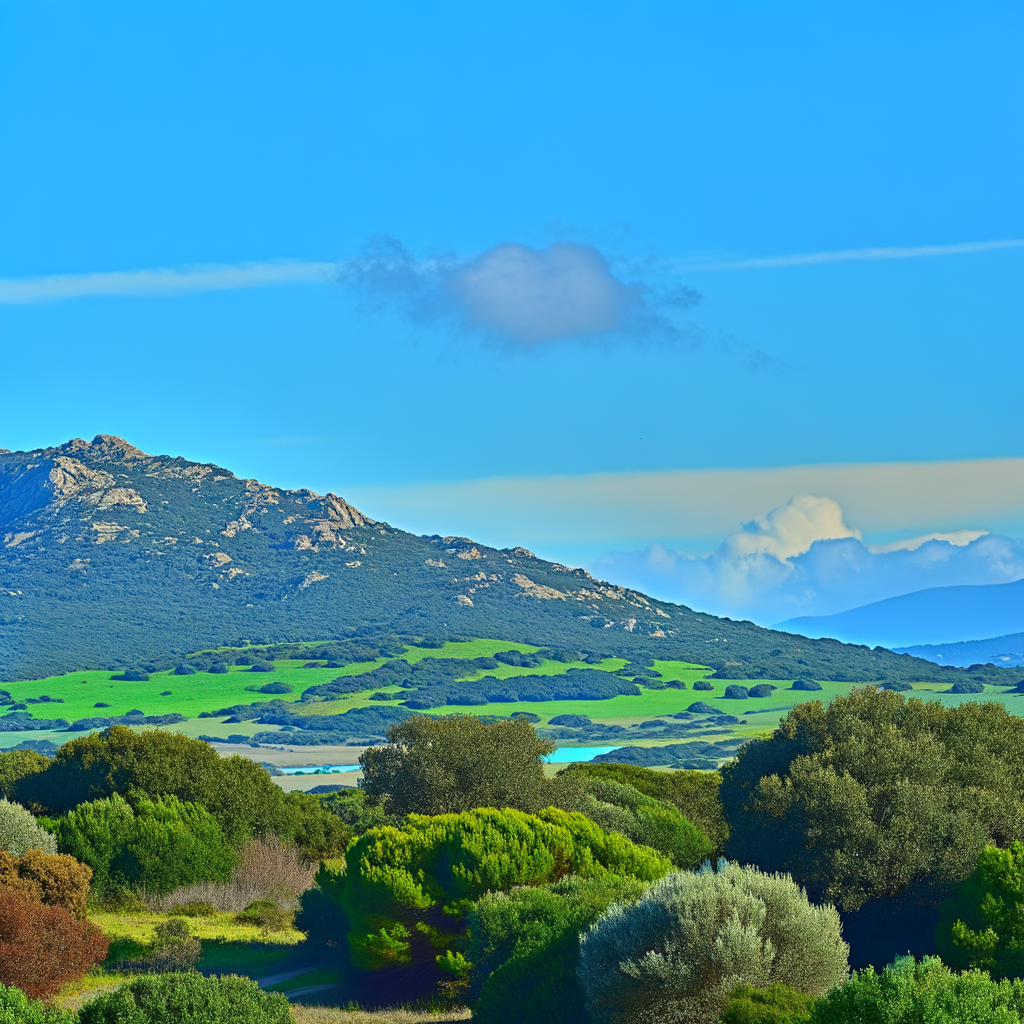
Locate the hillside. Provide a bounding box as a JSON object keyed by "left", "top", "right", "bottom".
{"left": 0, "top": 435, "right": 1008, "bottom": 685}
{"left": 895, "top": 632, "right": 1024, "bottom": 669}
{"left": 775, "top": 578, "right": 1024, "bottom": 649}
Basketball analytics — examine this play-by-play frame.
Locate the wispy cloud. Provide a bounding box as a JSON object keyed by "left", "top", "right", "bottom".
{"left": 0, "top": 261, "right": 336, "bottom": 304}
{"left": 670, "top": 238, "right": 1024, "bottom": 273}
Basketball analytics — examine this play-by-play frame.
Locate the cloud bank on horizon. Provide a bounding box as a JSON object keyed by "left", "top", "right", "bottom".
{"left": 591, "top": 494, "right": 1024, "bottom": 627}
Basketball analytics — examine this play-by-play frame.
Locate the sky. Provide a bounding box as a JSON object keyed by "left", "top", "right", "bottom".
{"left": 1, "top": 1, "right": 1022, "bottom": 625}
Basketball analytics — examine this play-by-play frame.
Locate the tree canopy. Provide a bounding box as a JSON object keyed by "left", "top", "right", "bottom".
{"left": 720, "top": 687, "right": 1024, "bottom": 910}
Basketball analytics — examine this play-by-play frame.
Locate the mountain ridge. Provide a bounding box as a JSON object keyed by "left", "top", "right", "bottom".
{"left": 775, "top": 578, "right": 1024, "bottom": 649}
{"left": 0, "top": 435, "right": 1010, "bottom": 686}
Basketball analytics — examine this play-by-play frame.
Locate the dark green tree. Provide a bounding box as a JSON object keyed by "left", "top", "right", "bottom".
{"left": 720, "top": 687, "right": 1024, "bottom": 909}
{"left": 359, "top": 714, "right": 555, "bottom": 816}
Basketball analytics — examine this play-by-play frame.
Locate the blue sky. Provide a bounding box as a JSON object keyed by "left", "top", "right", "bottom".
{"left": 1, "top": 1, "right": 1022, "bottom": 622}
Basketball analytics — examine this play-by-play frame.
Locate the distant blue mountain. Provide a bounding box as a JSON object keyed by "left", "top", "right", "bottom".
{"left": 774, "top": 578, "right": 1024, "bottom": 649}
{"left": 894, "top": 633, "right": 1024, "bottom": 669}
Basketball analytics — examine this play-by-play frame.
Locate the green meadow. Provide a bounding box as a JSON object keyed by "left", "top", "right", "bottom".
{"left": 4, "top": 638, "right": 1022, "bottom": 759}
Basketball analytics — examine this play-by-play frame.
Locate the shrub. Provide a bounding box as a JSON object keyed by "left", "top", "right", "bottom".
{"left": 209, "top": 662, "right": 229, "bottom": 673}
{"left": 574, "top": 776, "right": 714, "bottom": 867}
{"left": 14, "top": 726, "right": 325, "bottom": 851}
{"left": 565, "top": 763, "right": 729, "bottom": 853}
{"left": 258, "top": 682, "right": 293, "bottom": 694}
{"left": 937, "top": 840, "right": 1024, "bottom": 979}
{"left": 0, "top": 750, "right": 50, "bottom": 801}
{"left": 78, "top": 972, "right": 292, "bottom": 1024}
{"left": 578, "top": 860, "right": 849, "bottom": 1024}
{"left": 320, "top": 788, "right": 396, "bottom": 837}
{"left": 471, "top": 874, "right": 647, "bottom": 1024}
{"left": 0, "top": 848, "right": 93, "bottom": 917}
{"left": 721, "top": 984, "right": 817, "bottom": 1023}
{"left": 53, "top": 792, "right": 236, "bottom": 897}
{"left": 790, "top": 680, "right": 821, "bottom": 691}
{"left": 0, "top": 982, "right": 76, "bottom": 1024}
{"left": 327, "top": 806, "right": 670, "bottom": 978}
{"left": 360, "top": 715, "right": 555, "bottom": 816}
{"left": 173, "top": 664, "right": 197, "bottom": 675}
{"left": 950, "top": 680, "right": 986, "bottom": 694}
{"left": 720, "top": 687, "right": 1024, "bottom": 910}
{"left": 693, "top": 680, "right": 714, "bottom": 691}
{"left": 248, "top": 661, "right": 276, "bottom": 672}
{"left": 169, "top": 901, "right": 217, "bottom": 917}
{"left": 0, "top": 798, "right": 57, "bottom": 855}
{"left": 148, "top": 836, "right": 316, "bottom": 913}
{"left": 878, "top": 681, "right": 912, "bottom": 692}
{"left": 114, "top": 670, "right": 150, "bottom": 682}
{"left": 549, "top": 714, "right": 592, "bottom": 727}
{"left": 688, "top": 702, "right": 717, "bottom": 714}
{"left": 236, "top": 899, "right": 293, "bottom": 932}
{"left": 809, "top": 956, "right": 1024, "bottom": 1023}
{"left": 724, "top": 685, "right": 750, "bottom": 699}
{"left": 0, "top": 886, "right": 109, "bottom": 999}
{"left": 748, "top": 684, "right": 777, "bottom": 699}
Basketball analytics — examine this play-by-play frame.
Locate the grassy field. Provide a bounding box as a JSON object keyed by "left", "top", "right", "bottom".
{"left": 90, "top": 910, "right": 306, "bottom": 947}
{"left": 5, "top": 638, "right": 1022, "bottom": 764}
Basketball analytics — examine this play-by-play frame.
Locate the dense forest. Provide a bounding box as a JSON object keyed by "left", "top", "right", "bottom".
{"left": 0, "top": 436, "right": 1014, "bottom": 687}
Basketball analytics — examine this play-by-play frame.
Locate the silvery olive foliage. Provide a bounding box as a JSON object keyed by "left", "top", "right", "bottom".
{"left": 578, "top": 859, "right": 849, "bottom": 1024}
{"left": 0, "top": 797, "right": 57, "bottom": 855}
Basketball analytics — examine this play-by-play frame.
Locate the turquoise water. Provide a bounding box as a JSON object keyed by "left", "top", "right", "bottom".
{"left": 279, "top": 764, "right": 360, "bottom": 776}
{"left": 546, "top": 746, "right": 622, "bottom": 763}
{"left": 279, "top": 746, "right": 621, "bottom": 774}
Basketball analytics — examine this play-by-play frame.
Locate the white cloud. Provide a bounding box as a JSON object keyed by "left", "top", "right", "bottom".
{"left": 590, "top": 496, "right": 1024, "bottom": 626}
{"left": 0, "top": 261, "right": 335, "bottom": 304}
{"left": 447, "top": 243, "right": 638, "bottom": 345}
{"left": 670, "top": 238, "right": 1024, "bottom": 273}
{"left": 724, "top": 495, "right": 859, "bottom": 562}
{"left": 869, "top": 529, "right": 988, "bottom": 553}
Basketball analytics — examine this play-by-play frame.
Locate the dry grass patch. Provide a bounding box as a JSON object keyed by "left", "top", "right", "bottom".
{"left": 90, "top": 909, "right": 305, "bottom": 946}
{"left": 292, "top": 1008, "right": 471, "bottom": 1024}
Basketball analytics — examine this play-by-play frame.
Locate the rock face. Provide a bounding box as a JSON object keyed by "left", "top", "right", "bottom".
{"left": 0, "top": 436, "right": 997, "bottom": 687}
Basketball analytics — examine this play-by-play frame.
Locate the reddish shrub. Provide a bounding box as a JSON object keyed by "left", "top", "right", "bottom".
{"left": 0, "top": 885, "right": 109, "bottom": 998}
{"left": 0, "top": 849, "right": 92, "bottom": 918}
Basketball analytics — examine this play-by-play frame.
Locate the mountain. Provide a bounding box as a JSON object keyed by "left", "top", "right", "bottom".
{"left": 0, "top": 435, "right": 1010, "bottom": 686}
{"left": 775, "top": 578, "right": 1024, "bottom": 649}
{"left": 894, "top": 632, "right": 1024, "bottom": 670}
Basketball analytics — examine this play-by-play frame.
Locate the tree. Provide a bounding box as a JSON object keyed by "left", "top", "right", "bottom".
{"left": 720, "top": 687, "right": 1024, "bottom": 910}
{"left": 15, "top": 727, "right": 345, "bottom": 858}
{"left": 937, "top": 841, "right": 1024, "bottom": 979}
{"left": 359, "top": 715, "right": 555, "bottom": 816}
{"left": 809, "top": 956, "right": 1024, "bottom": 1023}
{"left": 0, "top": 750, "right": 50, "bottom": 801}
{"left": 0, "top": 848, "right": 93, "bottom": 917}
{"left": 577, "top": 860, "right": 849, "bottom": 1024}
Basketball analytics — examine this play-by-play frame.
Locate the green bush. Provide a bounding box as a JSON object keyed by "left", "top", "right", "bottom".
{"left": 236, "top": 899, "right": 293, "bottom": 931}
{"left": 15, "top": 726, "right": 344, "bottom": 858}
{"left": 937, "top": 841, "right": 1024, "bottom": 979}
{"left": 809, "top": 956, "right": 1024, "bottom": 1023}
{"left": 0, "top": 797, "right": 57, "bottom": 855}
{"left": 168, "top": 901, "right": 217, "bottom": 917}
{"left": 78, "top": 972, "right": 292, "bottom": 1024}
{"left": 0, "top": 981, "right": 76, "bottom": 1024}
{"left": 320, "top": 787, "right": 397, "bottom": 836}
{"left": 360, "top": 714, "right": 555, "bottom": 816}
{"left": 575, "top": 776, "right": 714, "bottom": 867}
{"left": 52, "top": 793, "right": 236, "bottom": 897}
{"left": 722, "top": 984, "right": 817, "bottom": 1023}
{"left": 0, "top": 750, "right": 50, "bottom": 801}
{"left": 325, "top": 806, "right": 670, "bottom": 979}
{"left": 471, "top": 874, "right": 648, "bottom": 1024}
{"left": 563, "top": 763, "right": 728, "bottom": 852}
{"left": 720, "top": 687, "right": 1024, "bottom": 910}
{"left": 578, "top": 860, "right": 849, "bottom": 1024}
